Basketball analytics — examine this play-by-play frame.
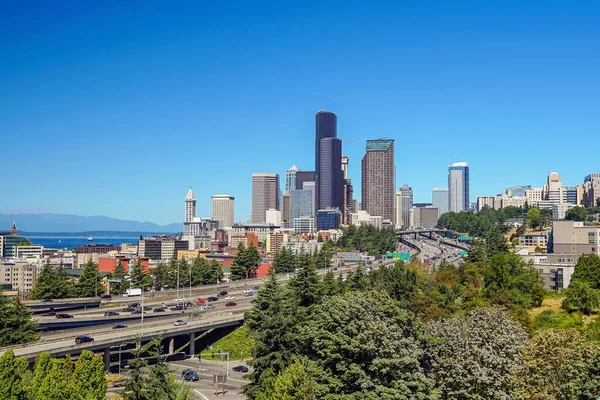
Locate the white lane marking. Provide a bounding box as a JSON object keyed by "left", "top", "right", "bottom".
{"left": 194, "top": 389, "right": 209, "bottom": 400}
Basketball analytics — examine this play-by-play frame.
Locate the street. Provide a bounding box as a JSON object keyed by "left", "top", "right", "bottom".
{"left": 170, "top": 358, "right": 249, "bottom": 399}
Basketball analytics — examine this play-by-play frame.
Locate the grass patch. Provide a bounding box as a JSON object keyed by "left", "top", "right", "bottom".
{"left": 530, "top": 296, "right": 563, "bottom": 317}
{"left": 200, "top": 325, "right": 254, "bottom": 361}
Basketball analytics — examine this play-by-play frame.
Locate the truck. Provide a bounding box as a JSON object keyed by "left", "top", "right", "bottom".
{"left": 123, "top": 288, "right": 142, "bottom": 297}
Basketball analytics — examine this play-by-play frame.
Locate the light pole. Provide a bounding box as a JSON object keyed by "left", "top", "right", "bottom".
{"left": 189, "top": 264, "right": 192, "bottom": 301}
{"left": 118, "top": 341, "right": 136, "bottom": 376}
{"left": 140, "top": 289, "right": 144, "bottom": 329}
{"left": 176, "top": 261, "right": 180, "bottom": 305}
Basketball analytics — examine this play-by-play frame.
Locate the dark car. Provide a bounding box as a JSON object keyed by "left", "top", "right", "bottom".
{"left": 207, "top": 296, "right": 219, "bottom": 302}
{"left": 75, "top": 335, "right": 94, "bottom": 344}
{"left": 170, "top": 304, "right": 185, "bottom": 311}
{"left": 113, "top": 324, "right": 127, "bottom": 329}
{"left": 131, "top": 309, "right": 142, "bottom": 314}
{"left": 104, "top": 311, "right": 119, "bottom": 316}
{"left": 129, "top": 303, "right": 141, "bottom": 309}
{"left": 182, "top": 370, "right": 199, "bottom": 381}
{"left": 232, "top": 365, "right": 249, "bottom": 373}
{"left": 181, "top": 368, "right": 194, "bottom": 377}
{"left": 225, "top": 301, "right": 237, "bottom": 307}
{"left": 56, "top": 313, "right": 73, "bottom": 319}
{"left": 153, "top": 307, "right": 165, "bottom": 313}
{"left": 41, "top": 311, "right": 56, "bottom": 317}
{"left": 217, "top": 291, "right": 228, "bottom": 297}
{"left": 41, "top": 299, "right": 53, "bottom": 303}
{"left": 101, "top": 294, "right": 112, "bottom": 299}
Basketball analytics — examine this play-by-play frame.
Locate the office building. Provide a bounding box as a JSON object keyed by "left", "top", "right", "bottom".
{"left": 526, "top": 187, "right": 544, "bottom": 206}
{"left": 265, "top": 209, "right": 282, "bottom": 226}
{"left": 15, "top": 245, "right": 43, "bottom": 259}
{"left": 395, "top": 185, "right": 413, "bottom": 229}
{"left": 282, "top": 194, "right": 291, "bottom": 227}
{"left": 290, "top": 189, "right": 314, "bottom": 221}
{"left": 501, "top": 195, "right": 527, "bottom": 208}
{"left": 295, "top": 170, "right": 316, "bottom": 190}
{"left": 317, "top": 208, "right": 342, "bottom": 231}
{"left": 211, "top": 194, "right": 235, "bottom": 228}
{"left": 361, "top": 139, "right": 395, "bottom": 222}
{"left": 583, "top": 174, "right": 600, "bottom": 207}
{"left": 252, "top": 173, "right": 280, "bottom": 224}
{"left": 315, "top": 110, "right": 344, "bottom": 212}
{"left": 0, "top": 223, "right": 32, "bottom": 258}
{"left": 552, "top": 221, "right": 600, "bottom": 255}
{"left": 410, "top": 206, "right": 439, "bottom": 229}
{"left": 448, "top": 162, "right": 470, "bottom": 212}
{"left": 506, "top": 185, "right": 532, "bottom": 197}
{"left": 432, "top": 188, "right": 449, "bottom": 216}
{"left": 138, "top": 236, "right": 189, "bottom": 261}
{"left": 351, "top": 210, "right": 383, "bottom": 230}
{"left": 552, "top": 203, "right": 575, "bottom": 221}
{"left": 285, "top": 165, "right": 299, "bottom": 195}
{"left": 341, "top": 155, "right": 354, "bottom": 225}
{"left": 293, "top": 216, "right": 316, "bottom": 234}
{"left": 519, "top": 252, "right": 579, "bottom": 291}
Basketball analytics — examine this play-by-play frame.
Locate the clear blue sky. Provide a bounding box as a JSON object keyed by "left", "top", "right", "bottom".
{"left": 1, "top": 1, "right": 599, "bottom": 225}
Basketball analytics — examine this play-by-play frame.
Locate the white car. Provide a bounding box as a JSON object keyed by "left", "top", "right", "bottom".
{"left": 225, "top": 296, "right": 236, "bottom": 300}
{"left": 173, "top": 320, "right": 187, "bottom": 326}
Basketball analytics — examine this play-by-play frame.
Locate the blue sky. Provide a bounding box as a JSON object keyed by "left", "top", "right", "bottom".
{"left": 1, "top": 1, "right": 599, "bottom": 225}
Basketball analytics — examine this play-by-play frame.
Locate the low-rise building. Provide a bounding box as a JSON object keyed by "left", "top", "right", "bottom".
{"left": 551, "top": 221, "right": 600, "bottom": 255}
{"left": 519, "top": 251, "right": 579, "bottom": 291}
{"left": 351, "top": 210, "right": 382, "bottom": 229}
{"left": 293, "top": 216, "right": 316, "bottom": 234}
{"left": 519, "top": 233, "right": 549, "bottom": 251}
{"left": 15, "top": 245, "right": 43, "bottom": 259}
{"left": 552, "top": 203, "right": 575, "bottom": 220}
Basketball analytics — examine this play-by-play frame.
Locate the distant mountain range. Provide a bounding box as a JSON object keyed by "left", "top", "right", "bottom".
{"left": 0, "top": 213, "right": 181, "bottom": 233}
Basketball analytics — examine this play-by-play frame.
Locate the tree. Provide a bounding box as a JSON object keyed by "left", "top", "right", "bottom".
{"left": 300, "top": 291, "right": 435, "bottom": 399}
{"left": 527, "top": 207, "right": 546, "bottom": 230}
{"left": 257, "top": 359, "right": 320, "bottom": 400}
{"left": 111, "top": 259, "right": 128, "bottom": 295}
{"left": 424, "top": 306, "right": 528, "bottom": 399}
{"left": 35, "top": 357, "right": 74, "bottom": 399}
{"left": 0, "top": 350, "right": 29, "bottom": 400}
{"left": 75, "top": 260, "right": 102, "bottom": 297}
{"left": 68, "top": 350, "right": 107, "bottom": 400}
{"left": 0, "top": 295, "right": 39, "bottom": 346}
{"left": 31, "top": 353, "right": 52, "bottom": 400}
{"left": 597, "top": 197, "right": 600, "bottom": 208}
{"left": 288, "top": 256, "right": 322, "bottom": 308}
{"left": 370, "top": 261, "right": 417, "bottom": 310}
{"left": 231, "top": 243, "right": 262, "bottom": 280}
{"left": 571, "top": 254, "right": 600, "bottom": 289}
{"left": 562, "top": 280, "right": 600, "bottom": 315}
{"left": 272, "top": 247, "right": 296, "bottom": 274}
{"left": 30, "top": 263, "right": 73, "bottom": 299}
{"left": 565, "top": 206, "right": 588, "bottom": 221}
{"left": 129, "top": 259, "right": 152, "bottom": 291}
{"left": 150, "top": 261, "right": 169, "bottom": 291}
{"left": 513, "top": 329, "right": 600, "bottom": 399}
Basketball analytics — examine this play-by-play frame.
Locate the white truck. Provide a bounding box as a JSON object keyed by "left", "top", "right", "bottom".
{"left": 123, "top": 288, "right": 142, "bottom": 297}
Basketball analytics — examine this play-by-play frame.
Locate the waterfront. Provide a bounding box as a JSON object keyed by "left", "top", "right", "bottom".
{"left": 28, "top": 237, "right": 138, "bottom": 250}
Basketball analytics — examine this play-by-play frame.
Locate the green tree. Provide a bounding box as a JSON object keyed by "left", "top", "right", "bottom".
{"left": 0, "top": 295, "right": 39, "bottom": 346}
{"left": 370, "top": 261, "right": 417, "bottom": 310}
{"left": 150, "top": 261, "right": 169, "bottom": 291}
{"left": 30, "top": 263, "right": 72, "bottom": 299}
{"left": 562, "top": 280, "right": 600, "bottom": 315}
{"left": 288, "top": 256, "right": 322, "bottom": 308}
{"left": 31, "top": 353, "right": 52, "bottom": 400}
{"left": 484, "top": 252, "right": 543, "bottom": 308}
{"left": 513, "top": 329, "right": 600, "bottom": 399}
{"left": 320, "top": 270, "right": 339, "bottom": 297}
{"left": 314, "top": 247, "right": 332, "bottom": 270}
{"left": 425, "top": 306, "right": 528, "bottom": 399}
{"left": 75, "top": 260, "right": 102, "bottom": 297}
{"left": 571, "top": 254, "right": 600, "bottom": 289}
{"left": 0, "top": 350, "right": 29, "bottom": 400}
{"left": 110, "top": 259, "right": 128, "bottom": 295}
{"left": 257, "top": 359, "right": 319, "bottom": 400}
{"left": 36, "top": 358, "right": 73, "bottom": 400}
{"left": 68, "top": 350, "right": 107, "bottom": 400}
{"left": 129, "top": 259, "right": 152, "bottom": 291}
{"left": 565, "top": 206, "right": 588, "bottom": 221}
{"left": 527, "top": 207, "right": 546, "bottom": 230}
{"left": 231, "top": 243, "right": 262, "bottom": 280}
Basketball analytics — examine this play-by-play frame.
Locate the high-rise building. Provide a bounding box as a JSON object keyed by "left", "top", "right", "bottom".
{"left": 432, "top": 188, "right": 449, "bottom": 215}
{"left": 448, "top": 162, "right": 470, "bottom": 213}
{"left": 185, "top": 187, "right": 196, "bottom": 223}
{"left": 395, "top": 184, "right": 413, "bottom": 229}
{"left": 361, "top": 139, "right": 395, "bottom": 222}
{"left": 252, "top": 173, "right": 280, "bottom": 224}
{"left": 583, "top": 174, "right": 600, "bottom": 207}
{"left": 315, "top": 110, "right": 343, "bottom": 212}
{"left": 303, "top": 181, "right": 316, "bottom": 217}
{"left": 282, "top": 194, "right": 291, "bottom": 227}
{"left": 506, "top": 185, "right": 532, "bottom": 197}
{"left": 341, "top": 156, "right": 349, "bottom": 180}
{"left": 285, "top": 164, "right": 299, "bottom": 195}
{"left": 211, "top": 194, "right": 235, "bottom": 228}
{"left": 296, "top": 170, "right": 316, "bottom": 190}
{"left": 342, "top": 155, "right": 353, "bottom": 225}
{"left": 290, "top": 189, "right": 314, "bottom": 221}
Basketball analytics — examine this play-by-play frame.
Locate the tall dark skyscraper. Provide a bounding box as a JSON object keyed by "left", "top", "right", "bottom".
{"left": 315, "top": 110, "right": 343, "bottom": 212}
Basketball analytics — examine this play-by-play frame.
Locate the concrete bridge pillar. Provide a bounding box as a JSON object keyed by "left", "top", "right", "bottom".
{"left": 168, "top": 337, "right": 174, "bottom": 354}
{"left": 189, "top": 332, "right": 196, "bottom": 356}
{"left": 103, "top": 347, "right": 111, "bottom": 371}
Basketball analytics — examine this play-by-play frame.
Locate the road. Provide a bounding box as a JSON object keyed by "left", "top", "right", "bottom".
{"left": 169, "top": 358, "right": 249, "bottom": 399}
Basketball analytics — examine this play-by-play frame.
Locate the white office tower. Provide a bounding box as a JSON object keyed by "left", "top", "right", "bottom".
{"left": 185, "top": 187, "right": 196, "bottom": 223}
{"left": 448, "top": 162, "right": 470, "bottom": 213}
{"left": 432, "top": 188, "right": 449, "bottom": 215}
{"left": 212, "top": 194, "right": 235, "bottom": 228}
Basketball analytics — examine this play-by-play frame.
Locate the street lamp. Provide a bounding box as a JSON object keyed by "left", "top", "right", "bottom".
{"left": 118, "top": 341, "right": 136, "bottom": 376}
{"left": 176, "top": 261, "right": 180, "bottom": 306}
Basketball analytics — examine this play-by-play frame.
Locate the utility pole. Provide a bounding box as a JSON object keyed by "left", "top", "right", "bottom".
{"left": 176, "top": 261, "right": 180, "bottom": 305}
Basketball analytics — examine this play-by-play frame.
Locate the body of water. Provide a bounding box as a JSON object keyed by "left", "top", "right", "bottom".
{"left": 28, "top": 237, "right": 139, "bottom": 250}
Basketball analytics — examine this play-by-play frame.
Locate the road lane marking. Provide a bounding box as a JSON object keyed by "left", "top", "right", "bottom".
{"left": 194, "top": 389, "right": 209, "bottom": 400}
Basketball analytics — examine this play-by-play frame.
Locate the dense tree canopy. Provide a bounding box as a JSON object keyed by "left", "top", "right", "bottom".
{"left": 335, "top": 225, "right": 396, "bottom": 256}
{"left": 0, "top": 295, "right": 39, "bottom": 346}
{"left": 566, "top": 206, "right": 588, "bottom": 221}
{"left": 231, "top": 243, "right": 263, "bottom": 280}
{"left": 30, "top": 263, "right": 74, "bottom": 300}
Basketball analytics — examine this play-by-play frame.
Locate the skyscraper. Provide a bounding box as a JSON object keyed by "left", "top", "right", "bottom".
{"left": 211, "top": 194, "right": 235, "bottom": 228}
{"left": 315, "top": 110, "right": 343, "bottom": 212}
{"left": 285, "top": 164, "right": 299, "bottom": 195}
{"left": 432, "top": 188, "right": 449, "bottom": 216}
{"left": 395, "top": 184, "right": 413, "bottom": 228}
{"left": 342, "top": 156, "right": 353, "bottom": 225}
{"left": 448, "top": 162, "right": 470, "bottom": 213}
{"left": 184, "top": 187, "right": 196, "bottom": 223}
{"left": 252, "top": 173, "right": 280, "bottom": 224}
{"left": 361, "top": 139, "right": 395, "bottom": 222}
{"left": 290, "top": 189, "right": 314, "bottom": 221}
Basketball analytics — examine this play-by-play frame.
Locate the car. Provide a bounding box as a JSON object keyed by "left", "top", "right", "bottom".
{"left": 217, "top": 291, "right": 228, "bottom": 297}
{"left": 225, "top": 301, "right": 237, "bottom": 307}
{"left": 182, "top": 370, "right": 199, "bottom": 381}
{"left": 41, "top": 299, "right": 53, "bottom": 303}
{"left": 101, "top": 294, "right": 112, "bottom": 299}
{"left": 122, "top": 307, "right": 134, "bottom": 312}
{"left": 225, "top": 296, "right": 235, "bottom": 300}
{"left": 75, "top": 335, "right": 94, "bottom": 344}
{"left": 203, "top": 304, "right": 215, "bottom": 309}
{"left": 129, "top": 303, "right": 141, "bottom": 309}
{"left": 56, "top": 313, "right": 74, "bottom": 319}
{"left": 232, "top": 365, "right": 249, "bottom": 373}
{"left": 170, "top": 305, "right": 185, "bottom": 311}
{"left": 207, "top": 296, "right": 219, "bottom": 302}
{"left": 41, "top": 312, "right": 56, "bottom": 317}
{"left": 252, "top": 286, "right": 260, "bottom": 291}
{"left": 131, "top": 309, "right": 142, "bottom": 314}
{"left": 173, "top": 320, "right": 187, "bottom": 326}
{"left": 113, "top": 324, "right": 127, "bottom": 329}
{"left": 181, "top": 368, "right": 194, "bottom": 377}
{"left": 104, "top": 311, "right": 119, "bottom": 316}
{"left": 333, "top": 267, "right": 338, "bottom": 271}
{"left": 153, "top": 307, "right": 166, "bottom": 312}
{"left": 244, "top": 292, "right": 254, "bottom": 297}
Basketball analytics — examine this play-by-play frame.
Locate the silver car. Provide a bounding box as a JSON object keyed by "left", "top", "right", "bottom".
{"left": 173, "top": 320, "right": 187, "bottom": 326}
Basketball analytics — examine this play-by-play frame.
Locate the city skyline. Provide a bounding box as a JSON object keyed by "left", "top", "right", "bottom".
{"left": 2, "top": 2, "right": 600, "bottom": 224}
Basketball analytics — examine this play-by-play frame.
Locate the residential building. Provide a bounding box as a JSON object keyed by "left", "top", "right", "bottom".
{"left": 72, "top": 244, "right": 120, "bottom": 254}
{"left": 432, "top": 188, "right": 449, "bottom": 216}
{"left": 268, "top": 232, "right": 284, "bottom": 254}
{"left": 317, "top": 208, "right": 342, "bottom": 231}
{"left": 15, "top": 245, "right": 43, "bottom": 259}
{"left": 280, "top": 241, "right": 323, "bottom": 255}
{"left": 552, "top": 220, "right": 600, "bottom": 255}
{"left": 361, "top": 139, "right": 395, "bottom": 222}
{"left": 448, "top": 162, "right": 470, "bottom": 212}
{"left": 293, "top": 216, "right": 316, "bottom": 234}
{"left": 285, "top": 164, "right": 299, "bottom": 194}
{"left": 315, "top": 110, "right": 344, "bottom": 212}
{"left": 501, "top": 195, "right": 527, "bottom": 208}
{"left": 395, "top": 185, "right": 413, "bottom": 229}
{"left": 211, "top": 194, "right": 235, "bottom": 228}
{"left": 265, "top": 209, "right": 282, "bottom": 226}
{"left": 228, "top": 224, "right": 278, "bottom": 243}
{"left": 476, "top": 195, "right": 502, "bottom": 211}
{"left": 519, "top": 252, "right": 580, "bottom": 291}
{"left": 552, "top": 203, "right": 575, "bottom": 220}
{"left": 410, "top": 206, "right": 439, "bottom": 228}
{"left": 138, "top": 237, "right": 189, "bottom": 261}
{"left": 0, "top": 260, "right": 44, "bottom": 294}
{"left": 519, "top": 233, "right": 548, "bottom": 251}
{"left": 251, "top": 173, "right": 280, "bottom": 224}
{"left": 351, "top": 210, "right": 383, "bottom": 230}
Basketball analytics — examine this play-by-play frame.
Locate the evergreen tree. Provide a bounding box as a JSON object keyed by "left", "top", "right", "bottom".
{"left": 129, "top": 259, "right": 152, "bottom": 291}
{"left": 320, "top": 270, "right": 339, "bottom": 297}
{"left": 562, "top": 280, "right": 600, "bottom": 315}
{"left": 314, "top": 247, "right": 332, "bottom": 270}
{"left": 288, "top": 255, "right": 321, "bottom": 308}
{"left": 0, "top": 295, "right": 39, "bottom": 346}
{"left": 111, "top": 259, "right": 128, "bottom": 295}
{"left": 31, "top": 353, "right": 52, "bottom": 400}
{"left": 370, "top": 261, "right": 418, "bottom": 310}
{"left": 75, "top": 260, "right": 102, "bottom": 297}
{"left": 30, "top": 263, "right": 72, "bottom": 299}
{"left": 231, "top": 243, "right": 262, "bottom": 280}
{"left": 68, "top": 350, "right": 107, "bottom": 400}
{"left": 0, "top": 350, "right": 29, "bottom": 400}
{"left": 346, "top": 265, "right": 370, "bottom": 291}
{"left": 571, "top": 254, "right": 600, "bottom": 289}
{"left": 272, "top": 247, "right": 296, "bottom": 274}
{"left": 208, "top": 260, "right": 223, "bottom": 284}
